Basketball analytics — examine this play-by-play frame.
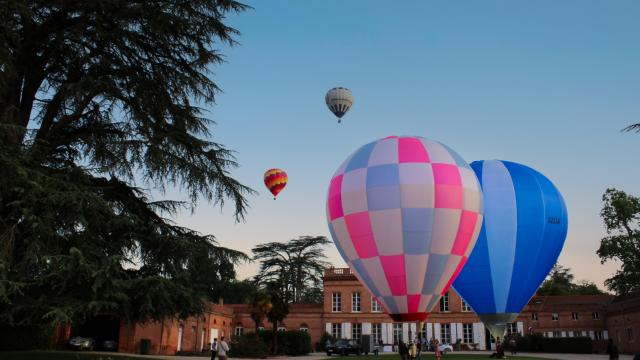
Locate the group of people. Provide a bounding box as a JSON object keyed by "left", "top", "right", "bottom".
{"left": 488, "top": 336, "right": 518, "bottom": 359}
{"left": 210, "top": 336, "right": 230, "bottom": 360}
{"left": 397, "top": 337, "right": 443, "bottom": 360}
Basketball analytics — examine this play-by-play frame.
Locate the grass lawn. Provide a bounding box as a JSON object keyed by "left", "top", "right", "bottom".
{"left": 326, "top": 355, "right": 553, "bottom": 360}
{"left": 0, "top": 351, "right": 146, "bottom": 360}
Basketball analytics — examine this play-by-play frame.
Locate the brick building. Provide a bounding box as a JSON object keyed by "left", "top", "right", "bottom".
{"left": 316, "top": 268, "right": 615, "bottom": 351}
{"left": 66, "top": 267, "right": 638, "bottom": 355}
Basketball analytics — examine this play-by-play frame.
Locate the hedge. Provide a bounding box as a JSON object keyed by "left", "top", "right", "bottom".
{"left": 0, "top": 325, "right": 56, "bottom": 351}
{"left": 515, "top": 334, "right": 592, "bottom": 353}
{"left": 228, "top": 334, "right": 269, "bottom": 358}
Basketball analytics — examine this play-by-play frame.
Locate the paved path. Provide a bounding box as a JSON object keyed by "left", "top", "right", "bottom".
{"left": 100, "top": 351, "right": 636, "bottom": 360}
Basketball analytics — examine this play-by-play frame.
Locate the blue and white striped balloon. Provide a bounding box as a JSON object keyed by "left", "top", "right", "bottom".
{"left": 452, "top": 160, "right": 568, "bottom": 339}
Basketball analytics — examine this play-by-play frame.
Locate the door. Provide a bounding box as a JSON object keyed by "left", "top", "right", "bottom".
{"left": 200, "top": 328, "right": 205, "bottom": 351}
{"left": 210, "top": 328, "right": 219, "bottom": 346}
{"left": 177, "top": 326, "right": 184, "bottom": 352}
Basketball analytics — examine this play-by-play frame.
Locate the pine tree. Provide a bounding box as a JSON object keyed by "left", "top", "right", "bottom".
{"left": 0, "top": 0, "right": 252, "bottom": 326}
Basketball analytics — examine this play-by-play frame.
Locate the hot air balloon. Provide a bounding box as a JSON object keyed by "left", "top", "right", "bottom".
{"left": 326, "top": 136, "right": 483, "bottom": 321}
{"left": 264, "top": 169, "right": 288, "bottom": 199}
{"left": 325, "top": 87, "right": 353, "bottom": 123}
{"left": 452, "top": 160, "right": 568, "bottom": 340}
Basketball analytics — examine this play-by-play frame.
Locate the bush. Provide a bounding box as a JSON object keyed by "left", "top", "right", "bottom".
{"left": 0, "top": 325, "right": 56, "bottom": 350}
{"left": 318, "top": 332, "right": 336, "bottom": 352}
{"left": 229, "top": 333, "right": 269, "bottom": 358}
{"left": 540, "top": 337, "right": 592, "bottom": 353}
{"left": 280, "top": 330, "right": 311, "bottom": 355}
{"left": 175, "top": 350, "right": 211, "bottom": 356}
{"left": 258, "top": 330, "right": 311, "bottom": 356}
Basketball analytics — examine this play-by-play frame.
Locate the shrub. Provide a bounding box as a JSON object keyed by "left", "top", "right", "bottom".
{"left": 280, "top": 330, "right": 311, "bottom": 355}
{"left": 540, "top": 337, "right": 592, "bottom": 353}
{"left": 258, "top": 330, "right": 311, "bottom": 355}
{"left": 229, "top": 333, "right": 269, "bottom": 358}
{"left": 318, "top": 332, "right": 336, "bottom": 351}
{"left": 0, "top": 325, "right": 56, "bottom": 350}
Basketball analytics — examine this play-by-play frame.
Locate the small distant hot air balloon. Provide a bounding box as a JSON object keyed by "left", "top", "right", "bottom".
{"left": 453, "top": 160, "right": 568, "bottom": 340}
{"left": 325, "top": 87, "right": 353, "bottom": 123}
{"left": 264, "top": 169, "right": 288, "bottom": 200}
{"left": 327, "top": 136, "right": 483, "bottom": 321}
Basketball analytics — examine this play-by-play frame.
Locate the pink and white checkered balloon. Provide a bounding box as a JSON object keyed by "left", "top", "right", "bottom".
{"left": 326, "top": 136, "right": 483, "bottom": 321}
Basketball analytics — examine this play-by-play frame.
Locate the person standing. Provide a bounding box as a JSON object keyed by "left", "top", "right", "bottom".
{"left": 433, "top": 338, "right": 442, "bottom": 360}
{"left": 210, "top": 338, "right": 218, "bottom": 360}
{"left": 509, "top": 337, "right": 517, "bottom": 355}
{"left": 607, "top": 339, "right": 619, "bottom": 360}
{"left": 217, "top": 336, "right": 230, "bottom": 360}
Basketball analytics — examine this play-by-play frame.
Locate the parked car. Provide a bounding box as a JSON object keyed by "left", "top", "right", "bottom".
{"left": 100, "top": 339, "right": 118, "bottom": 351}
{"left": 326, "top": 339, "right": 362, "bottom": 356}
{"left": 68, "top": 336, "right": 95, "bottom": 351}
{"left": 439, "top": 343, "right": 453, "bottom": 353}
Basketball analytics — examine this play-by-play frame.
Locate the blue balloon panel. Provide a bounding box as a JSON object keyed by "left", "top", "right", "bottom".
{"left": 453, "top": 160, "right": 568, "bottom": 315}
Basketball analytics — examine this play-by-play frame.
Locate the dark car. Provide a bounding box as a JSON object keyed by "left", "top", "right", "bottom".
{"left": 326, "top": 339, "right": 362, "bottom": 356}
{"left": 100, "top": 340, "right": 118, "bottom": 351}
{"left": 68, "top": 336, "right": 95, "bottom": 351}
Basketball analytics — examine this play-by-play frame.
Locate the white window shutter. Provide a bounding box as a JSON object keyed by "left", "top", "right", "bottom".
{"left": 402, "top": 323, "right": 409, "bottom": 342}
{"left": 326, "top": 323, "right": 332, "bottom": 334}
{"left": 426, "top": 323, "right": 433, "bottom": 340}
{"left": 517, "top": 322, "right": 524, "bottom": 335}
{"left": 362, "top": 323, "right": 372, "bottom": 335}
{"left": 343, "top": 323, "right": 351, "bottom": 339}
{"left": 434, "top": 323, "right": 441, "bottom": 341}
{"left": 603, "top": 330, "right": 609, "bottom": 340}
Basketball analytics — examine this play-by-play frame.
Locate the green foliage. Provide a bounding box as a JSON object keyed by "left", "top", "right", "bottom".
{"left": 247, "top": 290, "right": 272, "bottom": 334}
{"left": 258, "top": 330, "right": 311, "bottom": 356}
{"left": 538, "top": 263, "right": 605, "bottom": 295}
{"left": 229, "top": 333, "right": 269, "bottom": 358}
{"left": 0, "top": 0, "right": 253, "bottom": 326}
{"left": 515, "top": 334, "right": 591, "bottom": 353}
{"left": 598, "top": 188, "right": 640, "bottom": 294}
{"left": 213, "top": 279, "right": 258, "bottom": 304}
{"left": 0, "top": 325, "right": 56, "bottom": 350}
{"left": 540, "top": 337, "right": 592, "bottom": 353}
{"left": 318, "top": 332, "right": 336, "bottom": 351}
{"left": 252, "top": 236, "right": 330, "bottom": 303}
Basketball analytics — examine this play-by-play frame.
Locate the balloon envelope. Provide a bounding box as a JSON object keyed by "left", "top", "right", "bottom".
{"left": 326, "top": 136, "right": 483, "bottom": 321}
{"left": 453, "top": 160, "right": 568, "bottom": 338}
{"left": 264, "top": 169, "right": 288, "bottom": 198}
{"left": 325, "top": 87, "right": 353, "bottom": 121}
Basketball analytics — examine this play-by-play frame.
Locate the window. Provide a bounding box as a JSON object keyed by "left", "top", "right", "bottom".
{"left": 439, "top": 292, "right": 450, "bottom": 312}
{"left": 572, "top": 331, "right": 581, "bottom": 337}
{"left": 234, "top": 327, "right": 243, "bottom": 337}
{"left": 571, "top": 312, "right": 579, "bottom": 320}
{"left": 332, "top": 292, "right": 342, "bottom": 312}
{"left": 352, "top": 292, "right": 361, "bottom": 312}
{"left": 552, "top": 331, "right": 561, "bottom": 338}
{"left": 531, "top": 312, "right": 539, "bottom": 321}
{"left": 627, "top": 328, "right": 634, "bottom": 342}
{"left": 418, "top": 324, "right": 426, "bottom": 341}
{"left": 551, "top": 313, "right": 559, "bottom": 321}
{"left": 277, "top": 327, "right": 286, "bottom": 332}
{"left": 594, "top": 331, "right": 604, "bottom": 340}
{"left": 372, "top": 323, "right": 382, "bottom": 344}
{"left": 393, "top": 323, "right": 402, "bottom": 344}
{"left": 352, "top": 323, "right": 362, "bottom": 341}
{"left": 331, "top": 323, "right": 342, "bottom": 339}
{"left": 441, "top": 324, "right": 451, "bottom": 344}
{"left": 592, "top": 312, "right": 600, "bottom": 320}
{"left": 258, "top": 326, "right": 265, "bottom": 332}
{"left": 506, "top": 323, "right": 517, "bottom": 335}
{"left": 462, "top": 323, "right": 473, "bottom": 344}
{"left": 299, "top": 324, "right": 309, "bottom": 332}
{"left": 371, "top": 297, "right": 381, "bottom": 312}
{"left": 461, "top": 299, "right": 471, "bottom": 312}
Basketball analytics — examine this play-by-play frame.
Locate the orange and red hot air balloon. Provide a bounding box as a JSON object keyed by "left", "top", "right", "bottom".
{"left": 264, "top": 169, "right": 288, "bottom": 199}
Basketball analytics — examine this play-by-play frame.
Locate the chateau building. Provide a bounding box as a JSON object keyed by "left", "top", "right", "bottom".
{"left": 75, "top": 267, "right": 637, "bottom": 355}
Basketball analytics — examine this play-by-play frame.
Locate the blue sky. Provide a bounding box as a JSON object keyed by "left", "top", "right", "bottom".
{"left": 170, "top": 1, "right": 640, "bottom": 289}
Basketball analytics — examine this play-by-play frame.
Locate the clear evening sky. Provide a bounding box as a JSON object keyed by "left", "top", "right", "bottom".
{"left": 169, "top": 1, "right": 640, "bottom": 290}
